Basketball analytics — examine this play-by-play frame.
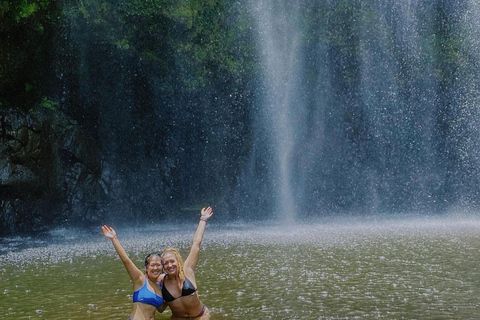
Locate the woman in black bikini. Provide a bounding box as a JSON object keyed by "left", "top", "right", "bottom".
{"left": 161, "top": 206, "right": 213, "bottom": 320}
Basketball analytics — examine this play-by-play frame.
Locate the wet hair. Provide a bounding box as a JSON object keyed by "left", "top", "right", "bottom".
{"left": 161, "top": 248, "right": 185, "bottom": 282}
{"left": 144, "top": 252, "right": 162, "bottom": 268}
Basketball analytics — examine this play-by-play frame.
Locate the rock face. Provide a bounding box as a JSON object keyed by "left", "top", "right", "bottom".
{"left": 0, "top": 108, "right": 106, "bottom": 236}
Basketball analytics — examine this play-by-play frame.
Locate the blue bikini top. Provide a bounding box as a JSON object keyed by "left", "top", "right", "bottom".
{"left": 133, "top": 279, "right": 164, "bottom": 307}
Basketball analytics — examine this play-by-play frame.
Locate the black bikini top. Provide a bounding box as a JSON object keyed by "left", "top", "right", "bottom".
{"left": 161, "top": 275, "right": 197, "bottom": 302}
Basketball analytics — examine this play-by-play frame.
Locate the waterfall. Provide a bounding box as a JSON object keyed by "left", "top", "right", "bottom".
{"left": 245, "top": 0, "right": 480, "bottom": 220}
{"left": 249, "top": 0, "right": 304, "bottom": 221}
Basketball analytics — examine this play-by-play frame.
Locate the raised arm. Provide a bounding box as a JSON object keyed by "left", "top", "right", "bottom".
{"left": 102, "top": 225, "right": 144, "bottom": 285}
{"left": 184, "top": 207, "right": 213, "bottom": 272}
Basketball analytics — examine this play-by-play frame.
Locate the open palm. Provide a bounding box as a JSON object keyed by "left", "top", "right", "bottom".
{"left": 200, "top": 206, "right": 214, "bottom": 221}
{"left": 102, "top": 225, "right": 117, "bottom": 239}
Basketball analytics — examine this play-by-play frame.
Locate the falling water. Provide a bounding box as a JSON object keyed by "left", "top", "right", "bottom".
{"left": 249, "top": 1, "right": 304, "bottom": 221}
{"left": 246, "top": 0, "right": 480, "bottom": 220}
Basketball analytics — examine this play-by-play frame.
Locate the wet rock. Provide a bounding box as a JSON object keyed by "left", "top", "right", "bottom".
{"left": 0, "top": 108, "right": 106, "bottom": 236}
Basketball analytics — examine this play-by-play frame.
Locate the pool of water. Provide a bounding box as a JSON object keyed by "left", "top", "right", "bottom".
{"left": 1, "top": 216, "right": 480, "bottom": 319}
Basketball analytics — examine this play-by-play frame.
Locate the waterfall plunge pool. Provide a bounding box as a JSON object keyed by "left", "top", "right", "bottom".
{"left": 1, "top": 216, "right": 480, "bottom": 319}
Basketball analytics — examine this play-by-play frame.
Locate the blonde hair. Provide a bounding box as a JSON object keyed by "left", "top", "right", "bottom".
{"left": 161, "top": 248, "right": 185, "bottom": 282}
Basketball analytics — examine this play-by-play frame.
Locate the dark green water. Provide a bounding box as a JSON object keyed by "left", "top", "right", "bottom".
{"left": 1, "top": 217, "right": 480, "bottom": 319}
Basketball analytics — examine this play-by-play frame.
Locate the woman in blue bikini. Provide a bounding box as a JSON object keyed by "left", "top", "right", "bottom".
{"left": 161, "top": 206, "right": 214, "bottom": 320}
{"left": 102, "top": 225, "right": 165, "bottom": 320}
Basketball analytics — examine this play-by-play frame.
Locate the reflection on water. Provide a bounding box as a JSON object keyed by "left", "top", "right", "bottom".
{"left": 1, "top": 216, "right": 480, "bottom": 319}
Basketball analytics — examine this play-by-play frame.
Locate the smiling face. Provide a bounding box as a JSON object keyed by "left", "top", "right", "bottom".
{"left": 161, "top": 248, "right": 185, "bottom": 281}
{"left": 162, "top": 252, "right": 178, "bottom": 276}
{"left": 145, "top": 255, "right": 163, "bottom": 280}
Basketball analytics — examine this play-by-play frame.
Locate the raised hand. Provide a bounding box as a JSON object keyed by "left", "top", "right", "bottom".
{"left": 200, "top": 206, "right": 213, "bottom": 221}
{"left": 102, "top": 225, "right": 117, "bottom": 239}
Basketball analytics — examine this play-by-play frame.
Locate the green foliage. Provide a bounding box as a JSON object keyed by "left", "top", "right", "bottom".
{"left": 114, "top": 39, "right": 130, "bottom": 50}
{"left": 141, "top": 50, "right": 159, "bottom": 62}
{"left": 2, "top": 0, "right": 469, "bottom": 116}
{"left": 0, "top": 1, "right": 9, "bottom": 16}
{"left": 0, "top": 0, "right": 60, "bottom": 109}
{"left": 123, "top": 0, "right": 166, "bottom": 17}
{"left": 17, "top": 1, "right": 38, "bottom": 21}
{"left": 0, "top": 0, "right": 55, "bottom": 21}
{"left": 40, "top": 96, "right": 57, "bottom": 110}
{"left": 25, "top": 82, "right": 34, "bottom": 92}
{"left": 46, "top": 0, "right": 259, "bottom": 97}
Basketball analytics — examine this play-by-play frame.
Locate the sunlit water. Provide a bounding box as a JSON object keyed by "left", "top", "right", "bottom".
{"left": 1, "top": 216, "right": 480, "bottom": 319}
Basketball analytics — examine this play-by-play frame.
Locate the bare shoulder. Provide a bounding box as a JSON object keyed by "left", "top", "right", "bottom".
{"left": 159, "top": 273, "right": 165, "bottom": 283}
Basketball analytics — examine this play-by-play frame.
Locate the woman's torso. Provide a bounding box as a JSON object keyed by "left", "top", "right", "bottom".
{"left": 129, "top": 277, "right": 163, "bottom": 320}
{"left": 130, "top": 302, "right": 157, "bottom": 320}
{"left": 162, "top": 276, "right": 204, "bottom": 318}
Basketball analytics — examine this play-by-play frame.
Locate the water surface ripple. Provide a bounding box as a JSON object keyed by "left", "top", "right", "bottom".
{"left": 1, "top": 216, "right": 480, "bottom": 319}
